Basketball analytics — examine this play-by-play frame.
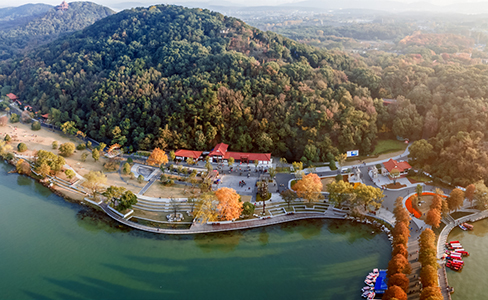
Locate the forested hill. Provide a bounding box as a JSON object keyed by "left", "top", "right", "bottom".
{"left": 0, "top": 4, "right": 380, "bottom": 162}
{"left": 0, "top": 3, "right": 52, "bottom": 27}
{"left": 0, "top": 2, "right": 114, "bottom": 60}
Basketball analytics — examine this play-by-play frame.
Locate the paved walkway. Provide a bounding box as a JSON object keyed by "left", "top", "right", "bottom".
{"left": 99, "top": 202, "right": 346, "bottom": 235}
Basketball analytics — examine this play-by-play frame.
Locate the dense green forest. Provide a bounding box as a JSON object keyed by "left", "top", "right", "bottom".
{"left": 2, "top": 4, "right": 488, "bottom": 186}
{"left": 0, "top": 4, "right": 380, "bottom": 162}
{"left": 0, "top": 2, "right": 114, "bottom": 60}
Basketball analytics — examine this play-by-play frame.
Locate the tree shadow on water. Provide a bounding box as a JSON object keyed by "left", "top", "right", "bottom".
{"left": 193, "top": 231, "right": 244, "bottom": 253}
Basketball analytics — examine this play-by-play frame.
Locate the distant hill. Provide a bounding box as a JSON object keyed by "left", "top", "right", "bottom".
{"left": 0, "top": 3, "right": 53, "bottom": 30}
{"left": 0, "top": 5, "right": 379, "bottom": 160}
{"left": 0, "top": 1, "right": 115, "bottom": 60}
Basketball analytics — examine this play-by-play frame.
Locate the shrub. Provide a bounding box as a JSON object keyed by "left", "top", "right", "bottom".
{"left": 123, "top": 162, "right": 131, "bottom": 174}
{"left": 127, "top": 157, "right": 133, "bottom": 164}
{"left": 31, "top": 121, "right": 41, "bottom": 131}
{"left": 76, "top": 143, "right": 86, "bottom": 150}
{"left": 59, "top": 142, "right": 76, "bottom": 157}
{"left": 256, "top": 192, "right": 271, "bottom": 202}
{"left": 4, "top": 134, "right": 11, "bottom": 142}
{"left": 17, "top": 143, "right": 27, "bottom": 152}
{"left": 65, "top": 169, "right": 75, "bottom": 180}
{"left": 52, "top": 141, "right": 58, "bottom": 149}
{"left": 335, "top": 174, "right": 342, "bottom": 181}
{"left": 10, "top": 113, "right": 19, "bottom": 123}
{"left": 86, "top": 141, "right": 92, "bottom": 149}
{"left": 81, "top": 152, "right": 88, "bottom": 162}
{"left": 242, "top": 202, "right": 255, "bottom": 216}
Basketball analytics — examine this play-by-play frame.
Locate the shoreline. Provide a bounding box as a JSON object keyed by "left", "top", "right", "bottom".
{"left": 3, "top": 158, "right": 395, "bottom": 237}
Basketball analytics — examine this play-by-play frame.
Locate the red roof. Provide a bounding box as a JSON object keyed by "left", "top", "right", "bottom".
{"left": 209, "top": 143, "right": 229, "bottom": 157}
{"left": 174, "top": 149, "right": 202, "bottom": 159}
{"left": 41, "top": 114, "right": 49, "bottom": 118}
{"left": 6, "top": 93, "right": 18, "bottom": 100}
{"left": 224, "top": 151, "right": 271, "bottom": 162}
{"left": 383, "top": 159, "right": 412, "bottom": 173}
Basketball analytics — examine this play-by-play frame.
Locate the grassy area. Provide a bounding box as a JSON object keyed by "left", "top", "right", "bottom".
{"left": 407, "top": 174, "right": 432, "bottom": 183}
{"left": 372, "top": 139, "right": 408, "bottom": 155}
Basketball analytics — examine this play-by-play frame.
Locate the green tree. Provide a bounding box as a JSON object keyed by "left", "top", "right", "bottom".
{"left": 92, "top": 148, "right": 100, "bottom": 162}
{"left": 31, "top": 121, "right": 41, "bottom": 131}
{"left": 137, "top": 174, "right": 144, "bottom": 184}
{"left": 123, "top": 162, "right": 131, "bottom": 175}
{"left": 83, "top": 171, "right": 107, "bottom": 199}
{"left": 118, "top": 190, "right": 137, "bottom": 211}
{"left": 61, "top": 121, "right": 77, "bottom": 135}
{"left": 169, "top": 150, "right": 176, "bottom": 162}
{"left": 10, "top": 113, "right": 19, "bottom": 123}
{"left": 52, "top": 141, "right": 58, "bottom": 149}
{"left": 280, "top": 189, "right": 297, "bottom": 208}
{"left": 65, "top": 169, "right": 75, "bottom": 180}
{"left": 58, "top": 142, "right": 75, "bottom": 157}
{"left": 242, "top": 201, "right": 255, "bottom": 216}
{"left": 81, "top": 152, "right": 88, "bottom": 162}
{"left": 416, "top": 184, "right": 423, "bottom": 197}
{"left": 17, "top": 142, "right": 27, "bottom": 152}
{"left": 327, "top": 180, "right": 354, "bottom": 207}
{"left": 228, "top": 157, "right": 235, "bottom": 168}
{"left": 268, "top": 167, "right": 276, "bottom": 179}
{"left": 103, "top": 185, "right": 126, "bottom": 205}
{"left": 4, "top": 134, "right": 11, "bottom": 143}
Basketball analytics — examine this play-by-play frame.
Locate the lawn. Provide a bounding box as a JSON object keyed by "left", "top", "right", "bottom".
{"left": 372, "top": 139, "right": 408, "bottom": 155}
{"left": 142, "top": 182, "right": 191, "bottom": 198}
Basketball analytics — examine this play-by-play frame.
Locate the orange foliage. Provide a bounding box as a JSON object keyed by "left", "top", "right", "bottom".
{"left": 383, "top": 285, "right": 407, "bottom": 300}
{"left": 405, "top": 197, "right": 422, "bottom": 218}
{"left": 294, "top": 173, "right": 323, "bottom": 203}
{"left": 147, "top": 147, "right": 168, "bottom": 166}
{"left": 215, "top": 187, "right": 243, "bottom": 221}
{"left": 426, "top": 208, "right": 441, "bottom": 228}
{"left": 108, "top": 143, "right": 121, "bottom": 153}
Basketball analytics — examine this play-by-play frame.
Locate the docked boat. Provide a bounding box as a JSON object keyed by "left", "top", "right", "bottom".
{"left": 459, "top": 224, "right": 467, "bottom": 231}
{"left": 462, "top": 223, "right": 473, "bottom": 230}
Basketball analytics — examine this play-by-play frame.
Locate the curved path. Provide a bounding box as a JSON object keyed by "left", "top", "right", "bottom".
{"left": 99, "top": 202, "right": 347, "bottom": 235}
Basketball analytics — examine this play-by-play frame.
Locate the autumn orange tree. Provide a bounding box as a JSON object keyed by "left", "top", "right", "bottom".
{"left": 215, "top": 187, "right": 243, "bottom": 221}
{"left": 382, "top": 285, "right": 407, "bottom": 300}
{"left": 425, "top": 207, "right": 441, "bottom": 228}
{"left": 420, "top": 265, "right": 438, "bottom": 288}
{"left": 465, "top": 183, "right": 476, "bottom": 206}
{"left": 147, "top": 147, "right": 169, "bottom": 166}
{"left": 447, "top": 188, "right": 465, "bottom": 212}
{"left": 387, "top": 273, "right": 409, "bottom": 293}
{"left": 420, "top": 286, "right": 443, "bottom": 300}
{"left": 392, "top": 244, "right": 408, "bottom": 258}
{"left": 293, "top": 173, "right": 324, "bottom": 203}
{"left": 387, "top": 254, "right": 412, "bottom": 277}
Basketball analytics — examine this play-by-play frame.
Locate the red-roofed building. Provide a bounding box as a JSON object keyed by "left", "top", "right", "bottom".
{"left": 6, "top": 93, "right": 18, "bottom": 101}
{"left": 177, "top": 142, "right": 272, "bottom": 164}
{"left": 224, "top": 151, "right": 271, "bottom": 163}
{"left": 24, "top": 105, "right": 33, "bottom": 111}
{"left": 41, "top": 114, "right": 49, "bottom": 119}
{"left": 208, "top": 143, "right": 229, "bottom": 158}
{"left": 382, "top": 158, "right": 412, "bottom": 176}
{"left": 175, "top": 149, "right": 203, "bottom": 159}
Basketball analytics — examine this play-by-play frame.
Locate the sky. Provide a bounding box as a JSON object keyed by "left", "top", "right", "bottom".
{"left": 0, "top": 0, "right": 486, "bottom": 9}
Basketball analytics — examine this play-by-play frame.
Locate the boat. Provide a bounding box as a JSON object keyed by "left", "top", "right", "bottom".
{"left": 361, "top": 286, "right": 372, "bottom": 292}
{"left": 462, "top": 223, "right": 474, "bottom": 230}
{"left": 362, "top": 292, "right": 371, "bottom": 298}
{"left": 368, "top": 292, "right": 375, "bottom": 300}
{"left": 449, "top": 240, "right": 460, "bottom": 244}
{"left": 459, "top": 224, "right": 467, "bottom": 231}
{"left": 373, "top": 268, "right": 379, "bottom": 273}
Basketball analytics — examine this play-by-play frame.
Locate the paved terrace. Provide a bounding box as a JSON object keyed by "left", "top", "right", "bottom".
{"left": 98, "top": 202, "right": 347, "bottom": 235}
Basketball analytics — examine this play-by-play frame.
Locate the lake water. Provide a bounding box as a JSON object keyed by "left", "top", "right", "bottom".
{"left": 0, "top": 162, "right": 391, "bottom": 300}
{"left": 447, "top": 219, "right": 488, "bottom": 300}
